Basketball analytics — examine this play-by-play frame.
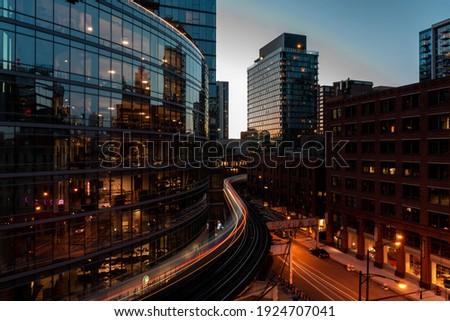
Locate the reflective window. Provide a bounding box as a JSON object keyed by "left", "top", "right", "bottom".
{"left": 99, "top": 55, "right": 111, "bottom": 83}
{"left": 99, "top": 10, "right": 111, "bottom": 41}
{"left": 85, "top": 50, "right": 98, "bottom": 83}
{"left": 36, "top": 0, "right": 53, "bottom": 23}
{"left": 36, "top": 39, "right": 54, "bottom": 69}
{"left": 85, "top": 4, "right": 98, "bottom": 37}
{"left": 111, "top": 15, "right": 122, "bottom": 46}
{"left": 133, "top": 24, "right": 142, "bottom": 53}
{"left": 70, "top": 91, "right": 85, "bottom": 126}
{"left": 0, "top": 30, "right": 15, "bottom": 69}
{"left": 122, "top": 20, "right": 133, "bottom": 50}
{"left": 54, "top": 43, "right": 69, "bottom": 77}
{"left": 70, "top": 47, "right": 85, "bottom": 76}
{"left": 70, "top": 1, "right": 85, "bottom": 32}
{"left": 16, "top": 34, "right": 35, "bottom": 66}
{"left": 142, "top": 29, "right": 150, "bottom": 57}
{"left": 16, "top": 0, "right": 35, "bottom": 16}
{"left": 54, "top": 0, "right": 70, "bottom": 29}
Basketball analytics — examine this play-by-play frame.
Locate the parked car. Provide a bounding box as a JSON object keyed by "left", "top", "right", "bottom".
{"left": 74, "top": 227, "right": 85, "bottom": 234}
{"left": 309, "top": 247, "right": 330, "bottom": 258}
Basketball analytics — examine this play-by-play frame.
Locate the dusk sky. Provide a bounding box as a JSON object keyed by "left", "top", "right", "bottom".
{"left": 216, "top": 0, "right": 450, "bottom": 138}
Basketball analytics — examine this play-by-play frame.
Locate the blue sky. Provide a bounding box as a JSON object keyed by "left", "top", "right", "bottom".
{"left": 216, "top": 0, "right": 450, "bottom": 138}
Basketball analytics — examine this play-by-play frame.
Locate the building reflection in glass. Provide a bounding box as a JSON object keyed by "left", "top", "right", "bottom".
{"left": 0, "top": 0, "right": 209, "bottom": 300}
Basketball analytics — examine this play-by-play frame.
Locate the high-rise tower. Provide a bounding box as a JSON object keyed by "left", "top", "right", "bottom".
{"left": 420, "top": 18, "right": 450, "bottom": 81}
{"left": 247, "top": 33, "right": 318, "bottom": 142}
{"left": 216, "top": 81, "right": 229, "bottom": 139}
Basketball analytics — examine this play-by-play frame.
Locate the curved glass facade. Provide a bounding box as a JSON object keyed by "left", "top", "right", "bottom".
{"left": 0, "top": 0, "right": 209, "bottom": 300}
{"left": 156, "top": 0, "right": 218, "bottom": 138}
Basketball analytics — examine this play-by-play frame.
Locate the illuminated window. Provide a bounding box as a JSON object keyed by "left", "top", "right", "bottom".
{"left": 362, "top": 161, "right": 375, "bottom": 174}
{"left": 381, "top": 162, "right": 396, "bottom": 175}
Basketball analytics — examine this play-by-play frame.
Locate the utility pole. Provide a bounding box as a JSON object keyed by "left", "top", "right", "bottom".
{"left": 420, "top": 236, "right": 423, "bottom": 300}
{"left": 289, "top": 238, "right": 293, "bottom": 284}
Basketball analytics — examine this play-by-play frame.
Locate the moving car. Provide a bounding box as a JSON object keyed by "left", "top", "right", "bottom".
{"left": 444, "top": 278, "right": 450, "bottom": 289}
{"left": 309, "top": 247, "right": 330, "bottom": 258}
{"left": 274, "top": 230, "right": 289, "bottom": 239}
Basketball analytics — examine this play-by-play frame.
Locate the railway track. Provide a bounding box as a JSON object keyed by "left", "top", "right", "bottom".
{"left": 139, "top": 174, "right": 270, "bottom": 301}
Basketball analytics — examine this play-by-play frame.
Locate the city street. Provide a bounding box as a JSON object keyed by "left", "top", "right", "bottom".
{"left": 273, "top": 236, "right": 408, "bottom": 301}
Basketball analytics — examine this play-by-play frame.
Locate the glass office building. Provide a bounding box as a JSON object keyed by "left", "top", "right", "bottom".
{"left": 157, "top": 0, "right": 217, "bottom": 139}
{"left": 138, "top": 0, "right": 217, "bottom": 138}
{"left": 0, "top": 0, "right": 209, "bottom": 300}
{"left": 216, "top": 81, "right": 228, "bottom": 139}
{"left": 247, "top": 33, "right": 318, "bottom": 142}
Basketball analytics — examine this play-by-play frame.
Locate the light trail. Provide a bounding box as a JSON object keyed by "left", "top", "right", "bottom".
{"left": 101, "top": 175, "right": 249, "bottom": 300}
{"left": 293, "top": 260, "right": 357, "bottom": 301}
{"left": 276, "top": 256, "right": 356, "bottom": 301}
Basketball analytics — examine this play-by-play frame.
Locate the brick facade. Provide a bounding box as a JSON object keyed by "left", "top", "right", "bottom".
{"left": 326, "top": 77, "right": 450, "bottom": 288}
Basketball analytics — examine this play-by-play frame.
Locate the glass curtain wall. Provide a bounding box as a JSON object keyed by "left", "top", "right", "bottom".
{"left": 0, "top": 0, "right": 209, "bottom": 300}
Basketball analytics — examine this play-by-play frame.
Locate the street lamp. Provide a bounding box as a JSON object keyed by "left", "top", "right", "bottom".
{"left": 419, "top": 235, "right": 424, "bottom": 299}
{"left": 358, "top": 271, "right": 407, "bottom": 301}
{"left": 358, "top": 234, "right": 405, "bottom": 301}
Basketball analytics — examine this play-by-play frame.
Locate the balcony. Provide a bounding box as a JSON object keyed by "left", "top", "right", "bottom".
{"left": 441, "top": 33, "right": 450, "bottom": 40}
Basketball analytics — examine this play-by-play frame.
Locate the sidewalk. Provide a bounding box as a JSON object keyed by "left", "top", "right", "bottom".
{"left": 294, "top": 235, "right": 447, "bottom": 301}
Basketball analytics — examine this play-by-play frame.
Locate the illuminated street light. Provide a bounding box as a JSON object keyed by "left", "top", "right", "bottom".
{"left": 358, "top": 234, "right": 404, "bottom": 301}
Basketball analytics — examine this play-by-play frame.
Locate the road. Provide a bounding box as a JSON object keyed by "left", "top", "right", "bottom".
{"left": 273, "top": 236, "right": 408, "bottom": 301}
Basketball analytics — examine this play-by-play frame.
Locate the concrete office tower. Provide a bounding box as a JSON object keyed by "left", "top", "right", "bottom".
{"left": 247, "top": 33, "right": 319, "bottom": 142}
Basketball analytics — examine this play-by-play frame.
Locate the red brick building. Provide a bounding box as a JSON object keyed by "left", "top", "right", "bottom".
{"left": 247, "top": 153, "right": 326, "bottom": 223}
{"left": 325, "top": 77, "right": 450, "bottom": 288}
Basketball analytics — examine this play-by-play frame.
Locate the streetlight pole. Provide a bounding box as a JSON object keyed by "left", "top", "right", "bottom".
{"left": 358, "top": 235, "right": 404, "bottom": 301}
{"left": 358, "top": 270, "right": 363, "bottom": 301}
{"left": 366, "top": 249, "right": 370, "bottom": 301}
{"left": 419, "top": 235, "right": 423, "bottom": 300}
{"left": 289, "top": 238, "right": 293, "bottom": 284}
